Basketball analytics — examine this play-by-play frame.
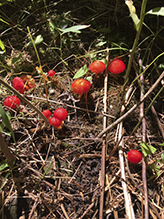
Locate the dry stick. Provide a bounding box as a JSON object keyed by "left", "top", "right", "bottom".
{"left": 140, "top": 72, "right": 149, "bottom": 219}
{"left": 0, "top": 77, "right": 49, "bottom": 127}
{"left": 117, "top": 84, "right": 135, "bottom": 219}
{"left": 151, "top": 104, "right": 164, "bottom": 140}
{"left": 99, "top": 50, "right": 109, "bottom": 219}
{"left": 96, "top": 71, "right": 164, "bottom": 139}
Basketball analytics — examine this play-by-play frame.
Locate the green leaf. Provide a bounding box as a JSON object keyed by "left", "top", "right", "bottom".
{"left": 73, "top": 65, "right": 88, "bottom": 79}
{"left": 140, "top": 142, "right": 156, "bottom": 157}
{"left": 159, "top": 142, "right": 164, "bottom": 146}
{"left": 161, "top": 153, "right": 164, "bottom": 160}
{"left": 146, "top": 7, "right": 164, "bottom": 16}
{"left": 0, "top": 160, "right": 8, "bottom": 171}
{"left": 0, "top": 40, "right": 6, "bottom": 54}
{"left": 11, "top": 54, "right": 22, "bottom": 64}
{"left": 58, "top": 25, "right": 90, "bottom": 35}
{"left": 158, "top": 63, "right": 164, "bottom": 69}
{"left": 0, "top": 121, "right": 5, "bottom": 132}
{"left": 85, "top": 76, "right": 92, "bottom": 83}
{"left": 149, "top": 163, "right": 160, "bottom": 176}
{"left": 95, "top": 41, "right": 107, "bottom": 47}
{"left": 26, "top": 34, "right": 43, "bottom": 46}
{"left": 34, "top": 35, "right": 43, "bottom": 45}
{"left": 0, "top": 104, "right": 15, "bottom": 143}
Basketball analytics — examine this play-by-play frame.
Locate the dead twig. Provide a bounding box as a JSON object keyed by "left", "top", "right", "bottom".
{"left": 140, "top": 69, "right": 149, "bottom": 219}
{"left": 97, "top": 71, "right": 164, "bottom": 139}
{"left": 117, "top": 83, "right": 135, "bottom": 219}
{"left": 151, "top": 104, "right": 164, "bottom": 140}
{"left": 99, "top": 48, "right": 109, "bottom": 219}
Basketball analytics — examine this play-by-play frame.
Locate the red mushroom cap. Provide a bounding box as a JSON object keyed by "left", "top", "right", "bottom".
{"left": 13, "top": 77, "right": 25, "bottom": 94}
{"left": 4, "top": 95, "right": 20, "bottom": 109}
{"left": 42, "top": 109, "right": 51, "bottom": 118}
{"left": 71, "top": 79, "right": 91, "bottom": 95}
{"left": 89, "top": 60, "right": 106, "bottom": 74}
{"left": 20, "top": 75, "right": 36, "bottom": 91}
{"left": 107, "top": 59, "right": 125, "bottom": 74}
{"left": 49, "top": 117, "right": 62, "bottom": 127}
{"left": 48, "top": 70, "right": 56, "bottom": 77}
{"left": 127, "top": 150, "right": 142, "bottom": 164}
{"left": 53, "top": 108, "right": 68, "bottom": 121}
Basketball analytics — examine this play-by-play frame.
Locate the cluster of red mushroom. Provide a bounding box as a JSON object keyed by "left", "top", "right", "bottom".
{"left": 89, "top": 58, "right": 125, "bottom": 76}
{"left": 4, "top": 75, "right": 36, "bottom": 110}
{"left": 13, "top": 75, "right": 36, "bottom": 94}
{"left": 42, "top": 108, "right": 68, "bottom": 128}
{"left": 70, "top": 57, "right": 126, "bottom": 98}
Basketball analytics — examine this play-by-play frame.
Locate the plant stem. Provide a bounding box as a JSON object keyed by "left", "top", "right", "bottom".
{"left": 125, "top": 0, "right": 148, "bottom": 82}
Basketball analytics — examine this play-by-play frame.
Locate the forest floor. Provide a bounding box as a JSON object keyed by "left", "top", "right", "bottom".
{"left": 0, "top": 1, "right": 164, "bottom": 219}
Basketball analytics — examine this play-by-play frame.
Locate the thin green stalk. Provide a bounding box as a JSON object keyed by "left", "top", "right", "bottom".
{"left": 125, "top": 0, "right": 148, "bottom": 82}
{"left": 27, "top": 26, "right": 42, "bottom": 68}
{"left": 27, "top": 26, "right": 49, "bottom": 106}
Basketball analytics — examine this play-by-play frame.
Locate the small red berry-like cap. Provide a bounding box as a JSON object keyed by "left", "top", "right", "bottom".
{"left": 127, "top": 150, "right": 142, "bottom": 164}
{"left": 42, "top": 109, "right": 51, "bottom": 118}
{"left": 13, "top": 77, "right": 25, "bottom": 94}
{"left": 53, "top": 108, "right": 68, "bottom": 121}
{"left": 71, "top": 79, "right": 91, "bottom": 95}
{"left": 49, "top": 117, "right": 62, "bottom": 127}
{"left": 89, "top": 60, "right": 106, "bottom": 74}
{"left": 48, "top": 70, "right": 56, "bottom": 77}
{"left": 107, "top": 59, "right": 125, "bottom": 74}
{"left": 20, "top": 75, "right": 36, "bottom": 91}
{"left": 4, "top": 95, "right": 20, "bottom": 109}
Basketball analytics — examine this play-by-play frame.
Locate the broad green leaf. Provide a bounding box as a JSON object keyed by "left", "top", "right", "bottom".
{"left": 146, "top": 7, "right": 164, "bottom": 16}
{"left": 0, "top": 104, "right": 15, "bottom": 143}
{"left": 140, "top": 142, "right": 156, "bottom": 157}
{"left": 0, "top": 160, "right": 8, "bottom": 171}
{"left": 159, "top": 142, "right": 164, "bottom": 146}
{"left": 125, "top": 0, "right": 140, "bottom": 31}
{"left": 58, "top": 25, "right": 90, "bottom": 35}
{"left": 0, "top": 40, "right": 6, "bottom": 54}
{"left": 11, "top": 54, "right": 22, "bottom": 64}
{"left": 73, "top": 65, "right": 88, "bottom": 79}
